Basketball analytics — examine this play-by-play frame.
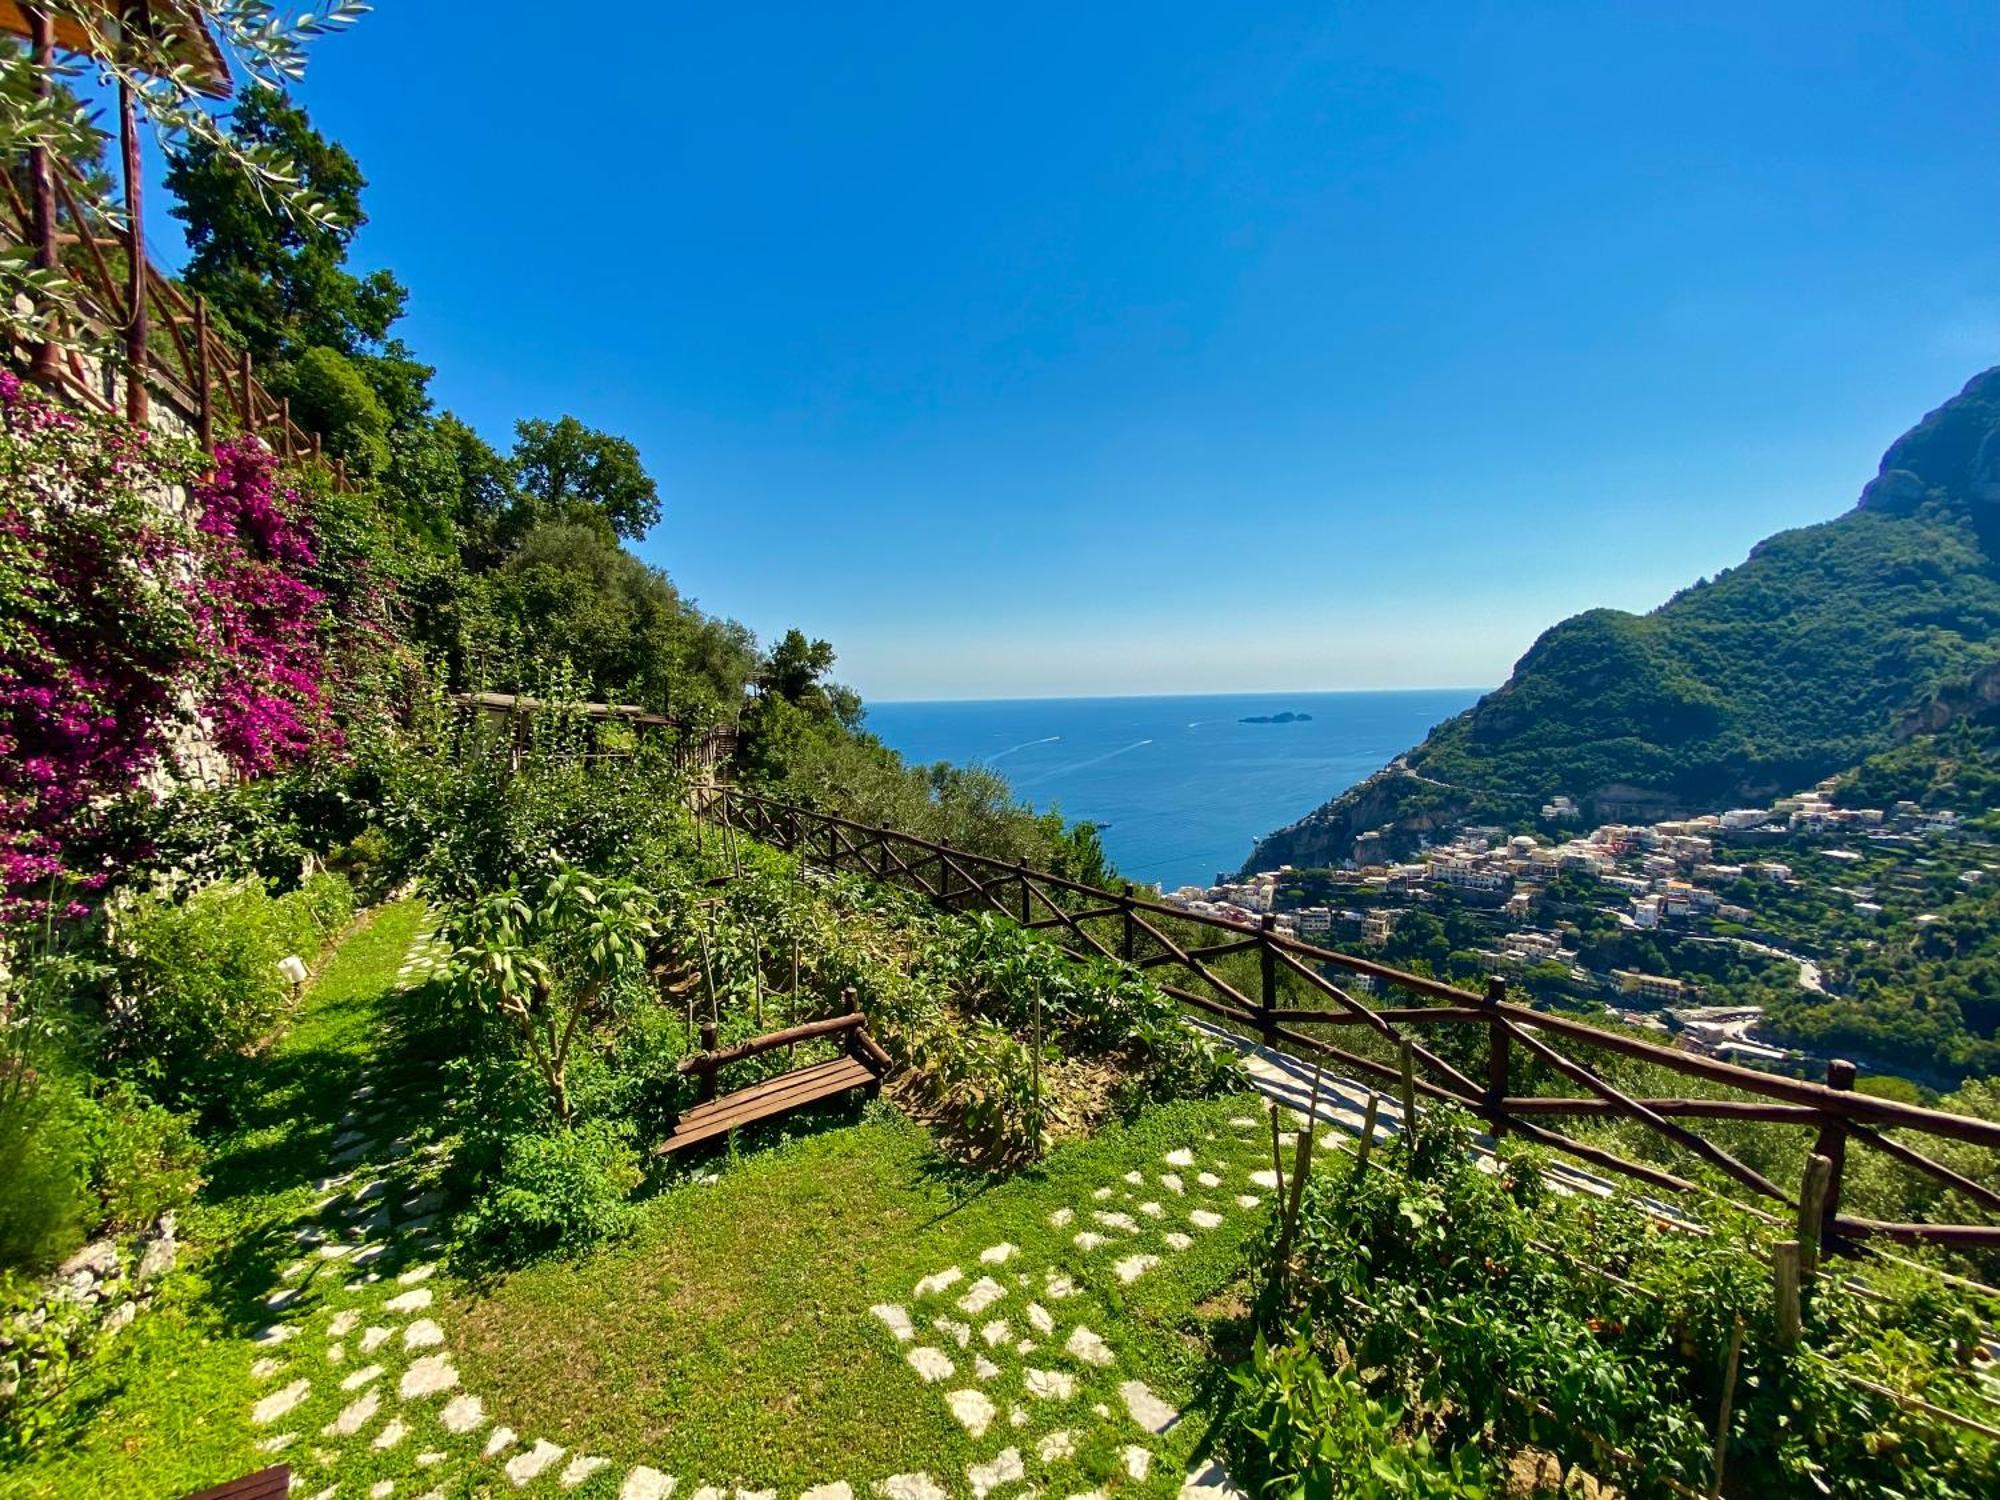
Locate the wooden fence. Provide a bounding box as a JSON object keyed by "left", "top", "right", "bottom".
{"left": 695, "top": 783, "right": 2000, "bottom": 1253}
{"left": 1, "top": 155, "right": 344, "bottom": 484}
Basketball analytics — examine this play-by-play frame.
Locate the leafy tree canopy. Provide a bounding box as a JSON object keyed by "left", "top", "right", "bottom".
{"left": 510, "top": 416, "right": 661, "bottom": 542}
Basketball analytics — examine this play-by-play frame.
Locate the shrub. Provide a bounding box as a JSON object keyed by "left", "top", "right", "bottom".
{"left": 0, "top": 1068, "right": 93, "bottom": 1272}
{"left": 101, "top": 874, "right": 351, "bottom": 1104}
{"left": 81, "top": 1083, "right": 203, "bottom": 1233}
{"left": 281, "top": 346, "right": 390, "bottom": 475}
{"left": 455, "top": 1118, "right": 641, "bottom": 1264}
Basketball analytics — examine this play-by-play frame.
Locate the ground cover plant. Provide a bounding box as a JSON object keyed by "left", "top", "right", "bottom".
{"left": 1229, "top": 1105, "right": 2000, "bottom": 1500}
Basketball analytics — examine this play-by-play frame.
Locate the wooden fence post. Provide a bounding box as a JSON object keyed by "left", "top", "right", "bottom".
{"left": 1773, "top": 1240, "right": 1802, "bottom": 1349}
{"left": 696, "top": 1021, "right": 719, "bottom": 1102}
{"left": 1120, "top": 883, "right": 1136, "bottom": 963}
{"left": 192, "top": 294, "right": 213, "bottom": 447}
{"left": 25, "top": 7, "right": 62, "bottom": 384}
{"left": 118, "top": 76, "right": 148, "bottom": 426}
{"left": 1398, "top": 1041, "right": 1418, "bottom": 1153}
{"left": 1484, "top": 976, "right": 1510, "bottom": 1136}
{"left": 1797, "top": 1151, "right": 1832, "bottom": 1278}
{"left": 239, "top": 349, "right": 254, "bottom": 438}
{"left": 1258, "top": 913, "right": 1278, "bottom": 1044}
{"left": 1812, "top": 1059, "right": 1857, "bottom": 1250}
{"left": 279, "top": 397, "right": 294, "bottom": 460}
{"left": 1017, "top": 863, "right": 1032, "bottom": 925}
{"left": 1355, "top": 1093, "right": 1381, "bottom": 1175}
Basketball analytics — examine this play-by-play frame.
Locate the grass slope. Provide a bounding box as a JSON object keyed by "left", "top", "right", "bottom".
{"left": 447, "top": 1096, "right": 1274, "bottom": 1494}
{"left": 2, "top": 899, "right": 427, "bottom": 1500}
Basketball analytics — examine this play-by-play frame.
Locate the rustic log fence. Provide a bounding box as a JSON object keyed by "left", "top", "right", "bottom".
{"left": 2, "top": 153, "right": 346, "bottom": 486}
{"left": 694, "top": 782, "right": 2000, "bottom": 1254}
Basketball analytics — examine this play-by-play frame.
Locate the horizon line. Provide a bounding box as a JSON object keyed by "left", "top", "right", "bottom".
{"left": 864, "top": 685, "right": 1491, "bottom": 707}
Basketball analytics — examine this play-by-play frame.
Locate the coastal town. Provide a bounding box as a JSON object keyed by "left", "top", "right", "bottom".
{"left": 1159, "top": 779, "right": 1992, "bottom": 1081}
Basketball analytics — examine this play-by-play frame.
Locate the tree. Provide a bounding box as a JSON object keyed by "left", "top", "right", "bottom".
{"left": 283, "top": 346, "right": 388, "bottom": 473}
{"left": 510, "top": 417, "right": 660, "bottom": 542}
{"left": 757, "top": 629, "right": 861, "bottom": 727}
{"left": 166, "top": 88, "right": 433, "bottom": 425}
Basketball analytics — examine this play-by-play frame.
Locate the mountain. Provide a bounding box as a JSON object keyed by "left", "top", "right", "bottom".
{"left": 1244, "top": 367, "right": 2000, "bottom": 872}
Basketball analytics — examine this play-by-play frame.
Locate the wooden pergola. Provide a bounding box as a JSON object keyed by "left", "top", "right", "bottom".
{"left": 2, "top": 2, "right": 230, "bottom": 423}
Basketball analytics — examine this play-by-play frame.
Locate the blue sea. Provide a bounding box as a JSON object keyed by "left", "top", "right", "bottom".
{"left": 864, "top": 690, "right": 1481, "bottom": 889}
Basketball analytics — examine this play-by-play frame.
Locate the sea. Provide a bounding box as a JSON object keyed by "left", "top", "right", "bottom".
{"left": 863, "top": 690, "right": 1482, "bottom": 890}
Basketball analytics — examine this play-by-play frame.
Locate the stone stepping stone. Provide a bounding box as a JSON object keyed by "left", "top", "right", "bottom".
{"left": 1164, "top": 1149, "right": 1196, "bottom": 1167}
{"left": 1038, "top": 1429, "right": 1076, "bottom": 1462}
{"left": 1025, "top": 1302, "right": 1054, "bottom": 1334}
{"left": 1160, "top": 1173, "right": 1185, "bottom": 1195}
{"left": 253, "top": 1379, "right": 310, "bottom": 1425}
{"left": 1197, "top": 1172, "right": 1222, "bottom": 1188}
{"left": 1044, "top": 1272, "right": 1077, "bottom": 1299}
{"left": 1024, "top": 1367, "right": 1075, "bottom": 1400}
{"left": 372, "top": 1418, "right": 408, "bottom": 1450}
{"left": 251, "top": 1357, "right": 283, "bottom": 1381}
{"left": 360, "top": 1325, "right": 393, "bottom": 1352}
{"left": 1120, "top": 1380, "right": 1179, "bottom": 1433}
{"left": 1113, "top": 1254, "right": 1158, "bottom": 1284}
{"left": 1249, "top": 1170, "right": 1279, "bottom": 1190}
{"left": 562, "top": 1455, "right": 611, "bottom": 1487}
{"left": 974, "top": 1354, "right": 1001, "bottom": 1380}
{"left": 978, "top": 1243, "right": 1017, "bottom": 1265}
{"left": 1138, "top": 1201, "right": 1164, "bottom": 1218}
{"left": 325, "top": 1389, "right": 379, "bottom": 1437}
{"left": 484, "top": 1426, "right": 518, "bottom": 1457}
{"left": 875, "top": 1476, "right": 945, "bottom": 1500}
{"left": 398, "top": 1264, "right": 437, "bottom": 1286}
{"left": 620, "top": 1467, "right": 675, "bottom": 1500}
{"left": 956, "top": 1277, "right": 1006, "bottom": 1315}
{"left": 1048, "top": 1207, "right": 1074, "bottom": 1227}
{"left": 968, "top": 1448, "right": 1023, "bottom": 1500}
{"left": 340, "top": 1363, "right": 383, "bottom": 1391}
{"left": 1235, "top": 1194, "right": 1262, "bottom": 1209}
{"left": 399, "top": 1354, "right": 457, "bottom": 1398}
{"left": 980, "top": 1319, "right": 1011, "bottom": 1347}
{"left": 913, "top": 1267, "right": 962, "bottom": 1298}
{"left": 439, "top": 1394, "right": 486, "bottom": 1433}
{"left": 385, "top": 1288, "right": 432, "bottom": 1313}
{"left": 871, "top": 1304, "right": 914, "bottom": 1342}
{"left": 1124, "top": 1446, "right": 1153, "bottom": 1480}
{"left": 506, "top": 1438, "right": 565, "bottom": 1486}
{"left": 1093, "top": 1211, "right": 1137, "bottom": 1232}
{"left": 1091, "top": 1187, "right": 1113, "bottom": 1201}
{"left": 1073, "top": 1232, "right": 1107, "bottom": 1252}
{"left": 1065, "top": 1325, "right": 1114, "bottom": 1367}
{"left": 404, "top": 1319, "right": 444, "bottom": 1349}
{"left": 1189, "top": 1209, "right": 1223, "bottom": 1230}
{"left": 906, "top": 1347, "right": 954, "bottom": 1382}
{"left": 1122, "top": 1171, "right": 1144, "bottom": 1186}
{"left": 946, "top": 1388, "right": 995, "bottom": 1437}
{"left": 328, "top": 1310, "right": 360, "bottom": 1337}
{"left": 800, "top": 1486, "right": 851, "bottom": 1500}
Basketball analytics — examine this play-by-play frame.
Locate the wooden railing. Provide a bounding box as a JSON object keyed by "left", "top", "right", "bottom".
{"left": 1, "top": 156, "right": 346, "bottom": 485}
{"left": 695, "top": 784, "right": 2000, "bottom": 1253}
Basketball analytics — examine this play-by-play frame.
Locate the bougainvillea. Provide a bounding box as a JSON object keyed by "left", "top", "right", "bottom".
{"left": 1, "top": 378, "right": 352, "bottom": 918}
{"left": 190, "top": 438, "right": 338, "bottom": 774}
{"left": 0, "top": 372, "right": 203, "bottom": 913}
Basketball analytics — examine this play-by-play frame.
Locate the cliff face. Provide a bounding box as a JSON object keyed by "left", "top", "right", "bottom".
{"left": 1242, "top": 368, "right": 2000, "bottom": 874}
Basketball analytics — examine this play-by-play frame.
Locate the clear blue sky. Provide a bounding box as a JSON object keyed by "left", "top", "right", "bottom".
{"left": 142, "top": 2, "right": 2000, "bottom": 700}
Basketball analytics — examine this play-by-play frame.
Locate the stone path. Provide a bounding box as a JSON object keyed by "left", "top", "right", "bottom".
{"left": 246, "top": 914, "right": 1256, "bottom": 1499}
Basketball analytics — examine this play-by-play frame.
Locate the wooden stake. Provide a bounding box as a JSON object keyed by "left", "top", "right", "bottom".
{"left": 1710, "top": 1314, "right": 1745, "bottom": 1498}
{"left": 1355, "top": 1093, "right": 1381, "bottom": 1175}
{"left": 1798, "top": 1152, "right": 1832, "bottom": 1279}
{"left": 696, "top": 919, "right": 719, "bottom": 1025}
{"left": 1773, "top": 1240, "right": 1802, "bottom": 1350}
{"left": 1269, "top": 1103, "right": 1287, "bottom": 1202}
{"left": 1030, "top": 983, "right": 1044, "bottom": 1160}
{"left": 1398, "top": 1041, "right": 1418, "bottom": 1154}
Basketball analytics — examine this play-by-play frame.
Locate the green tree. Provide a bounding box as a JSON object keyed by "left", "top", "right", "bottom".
{"left": 510, "top": 416, "right": 661, "bottom": 542}
{"left": 166, "top": 89, "right": 432, "bottom": 425}
{"left": 283, "top": 346, "right": 388, "bottom": 473}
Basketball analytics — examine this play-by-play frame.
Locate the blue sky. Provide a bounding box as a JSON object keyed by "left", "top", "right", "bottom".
{"left": 140, "top": 2, "right": 2000, "bottom": 700}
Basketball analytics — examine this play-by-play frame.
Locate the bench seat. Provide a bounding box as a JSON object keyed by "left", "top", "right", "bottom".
{"left": 657, "top": 1055, "right": 878, "bottom": 1154}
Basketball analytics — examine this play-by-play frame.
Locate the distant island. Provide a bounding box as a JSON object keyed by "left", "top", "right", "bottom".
{"left": 1240, "top": 711, "right": 1313, "bottom": 724}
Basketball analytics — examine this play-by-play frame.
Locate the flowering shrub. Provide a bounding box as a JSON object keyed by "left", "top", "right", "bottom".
{"left": 1, "top": 377, "right": 352, "bottom": 917}
{"left": 190, "top": 438, "right": 337, "bottom": 774}
{"left": 0, "top": 373, "right": 202, "bottom": 913}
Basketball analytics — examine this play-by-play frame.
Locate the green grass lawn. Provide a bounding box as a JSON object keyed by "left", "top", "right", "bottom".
{"left": 6, "top": 901, "right": 1284, "bottom": 1500}
{"left": 3, "top": 899, "right": 428, "bottom": 1500}
{"left": 447, "top": 1097, "right": 1277, "bottom": 1495}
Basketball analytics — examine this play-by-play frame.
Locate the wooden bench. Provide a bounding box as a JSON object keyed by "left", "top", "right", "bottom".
{"left": 180, "top": 1466, "right": 290, "bottom": 1500}
{"left": 656, "top": 992, "right": 892, "bottom": 1156}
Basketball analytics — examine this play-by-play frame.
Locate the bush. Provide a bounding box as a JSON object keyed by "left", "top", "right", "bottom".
{"left": 101, "top": 873, "right": 352, "bottom": 1105}
{"left": 456, "top": 1119, "right": 642, "bottom": 1264}
{"left": 282, "top": 346, "right": 390, "bottom": 474}
{"left": 81, "top": 1083, "right": 203, "bottom": 1233}
{"left": 0, "top": 1070, "right": 94, "bottom": 1273}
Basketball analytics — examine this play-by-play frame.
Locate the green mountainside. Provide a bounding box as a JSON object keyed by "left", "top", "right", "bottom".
{"left": 1245, "top": 367, "right": 2000, "bottom": 871}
